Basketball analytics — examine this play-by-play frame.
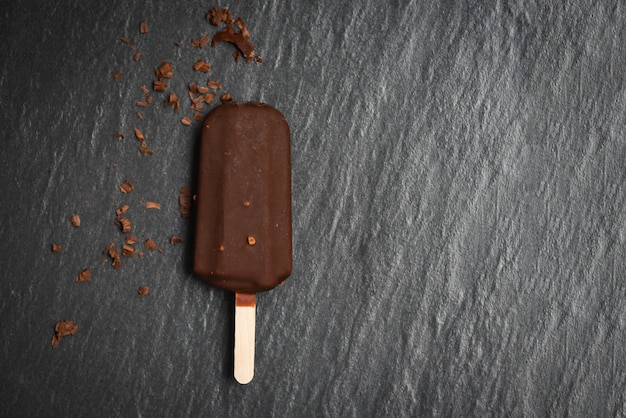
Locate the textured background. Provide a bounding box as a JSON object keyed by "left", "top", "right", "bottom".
{"left": 1, "top": 0, "right": 625, "bottom": 416}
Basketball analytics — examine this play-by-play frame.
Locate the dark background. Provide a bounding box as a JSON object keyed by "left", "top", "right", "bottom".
{"left": 1, "top": 1, "right": 625, "bottom": 416}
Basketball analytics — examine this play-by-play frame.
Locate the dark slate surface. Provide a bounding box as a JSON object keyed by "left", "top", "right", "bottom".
{"left": 1, "top": 1, "right": 625, "bottom": 416}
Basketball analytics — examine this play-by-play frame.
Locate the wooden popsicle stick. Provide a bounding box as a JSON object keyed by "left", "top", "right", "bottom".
{"left": 234, "top": 293, "right": 256, "bottom": 384}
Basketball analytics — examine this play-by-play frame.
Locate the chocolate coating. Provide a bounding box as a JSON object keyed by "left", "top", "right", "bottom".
{"left": 194, "top": 102, "right": 292, "bottom": 293}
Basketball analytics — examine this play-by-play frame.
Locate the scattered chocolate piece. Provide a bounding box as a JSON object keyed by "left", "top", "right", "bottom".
{"left": 115, "top": 204, "right": 130, "bottom": 216}
{"left": 164, "top": 93, "right": 180, "bottom": 111}
{"left": 181, "top": 116, "right": 192, "bottom": 126}
{"left": 113, "top": 70, "right": 123, "bottom": 81}
{"left": 136, "top": 100, "right": 148, "bottom": 107}
{"left": 112, "top": 257, "right": 122, "bottom": 270}
{"left": 119, "top": 37, "right": 132, "bottom": 44}
{"left": 125, "top": 235, "right": 138, "bottom": 245}
{"left": 153, "top": 80, "right": 167, "bottom": 92}
{"left": 136, "top": 111, "right": 144, "bottom": 121}
{"left": 139, "top": 148, "right": 155, "bottom": 156}
{"left": 137, "top": 286, "right": 149, "bottom": 297}
{"left": 70, "top": 214, "right": 81, "bottom": 228}
{"left": 207, "top": 79, "right": 222, "bottom": 90}
{"left": 133, "top": 52, "right": 141, "bottom": 62}
{"left": 212, "top": 24, "right": 255, "bottom": 58}
{"left": 146, "top": 95, "right": 153, "bottom": 104}
{"left": 140, "top": 85, "right": 150, "bottom": 95}
{"left": 196, "top": 85, "right": 209, "bottom": 94}
{"left": 114, "top": 132, "right": 125, "bottom": 140}
{"left": 134, "top": 128, "right": 145, "bottom": 142}
{"left": 51, "top": 320, "right": 78, "bottom": 348}
{"left": 115, "top": 217, "right": 132, "bottom": 233}
{"left": 194, "top": 112, "right": 204, "bottom": 121}
{"left": 156, "top": 62, "right": 173, "bottom": 79}
{"left": 122, "top": 244, "right": 136, "bottom": 257}
{"left": 51, "top": 243, "right": 62, "bottom": 253}
{"left": 220, "top": 93, "right": 233, "bottom": 103}
{"left": 179, "top": 187, "right": 193, "bottom": 218}
{"left": 119, "top": 180, "right": 135, "bottom": 194}
{"left": 146, "top": 201, "right": 161, "bottom": 209}
{"left": 206, "top": 6, "right": 234, "bottom": 26}
{"left": 140, "top": 20, "right": 148, "bottom": 34}
{"left": 170, "top": 236, "right": 184, "bottom": 245}
{"left": 76, "top": 268, "right": 92, "bottom": 282}
{"left": 193, "top": 60, "right": 211, "bottom": 73}
{"left": 144, "top": 238, "right": 157, "bottom": 251}
{"left": 255, "top": 55, "right": 263, "bottom": 63}
{"left": 204, "top": 93, "right": 216, "bottom": 105}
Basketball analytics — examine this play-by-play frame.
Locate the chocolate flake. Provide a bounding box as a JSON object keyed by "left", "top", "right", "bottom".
{"left": 51, "top": 320, "right": 78, "bottom": 348}
{"left": 140, "top": 20, "right": 148, "bottom": 34}
{"left": 170, "top": 236, "right": 184, "bottom": 245}
{"left": 140, "top": 85, "right": 150, "bottom": 95}
{"left": 113, "top": 70, "right": 123, "bottom": 81}
{"left": 153, "top": 80, "right": 167, "bottom": 92}
{"left": 70, "top": 214, "right": 81, "bottom": 228}
{"left": 146, "top": 201, "right": 161, "bottom": 209}
{"left": 114, "top": 132, "right": 125, "bottom": 140}
{"left": 144, "top": 238, "right": 157, "bottom": 251}
{"left": 164, "top": 93, "right": 180, "bottom": 111}
{"left": 115, "top": 204, "right": 130, "bottom": 216}
{"left": 133, "top": 52, "right": 141, "bottom": 62}
{"left": 194, "top": 112, "right": 204, "bottom": 121}
{"left": 136, "top": 111, "right": 144, "bottom": 121}
{"left": 220, "top": 93, "right": 233, "bottom": 103}
{"left": 125, "top": 235, "right": 138, "bottom": 245}
{"left": 115, "top": 217, "right": 132, "bottom": 233}
{"left": 193, "top": 60, "right": 211, "bottom": 73}
{"left": 207, "top": 79, "right": 222, "bottom": 90}
{"left": 51, "top": 243, "right": 62, "bottom": 253}
{"left": 136, "top": 100, "right": 148, "bottom": 107}
{"left": 122, "top": 244, "right": 136, "bottom": 257}
{"left": 119, "top": 37, "right": 132, "bottom": 44}
{"left": 181, "top": 116, "right": 192, "bottom": 126}
{"left": 137, "top": 286, "right": 149, "bottom": 297}
{"left": 206, "top": 6, "right": 234, "bottom": 26}
{"left": 76, "top": 268, "right": 92, "bottom": 282}
{"left": 133, "top": 128, "right": 145, "bottom": 142}
{"left": 119, "top": 180, "right": 135, "bottom": 194}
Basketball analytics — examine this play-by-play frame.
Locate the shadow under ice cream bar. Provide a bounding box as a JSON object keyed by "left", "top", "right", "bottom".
{"left": 194, "top": 101, "right": 292, "bottom": 384}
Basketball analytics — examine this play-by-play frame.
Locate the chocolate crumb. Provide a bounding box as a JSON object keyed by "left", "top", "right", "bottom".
{"left": 51, "top": 320, "right": 78, "bottom": 348}
{"left": 144, "top": 238, "right": 157, "bottom": 251}
{"left": 119, "top": 180, "right": 135, "bottom": 194}
{"left": 138, "top": 286, "right": 150, "bottom": 297}
{"left": 70, "top": 214, "right": 81, "bottom": 228}
{"left": 220, "top": 93, "right": 233, "bottom": 103}
{"left": 51, "top": 243, "right": 62, "bottom": 253}
{"left": 193, "top": 60, "right": 211, "bottom": 73}
{"left": 116, "top": 204, "right": 130, "bottom": 216}
{"left": 122, "top": 244, "right": 136, "bottom": 257}
{"left": 115, "top": 217, "right": 132, "bottom": 233}
{"left": 170, "top": 236, "right": 183, "bottom": 245}
{"left": 140, "top": 20, "right": 148, "bottom": 34}
{"left": 113, "top": 70, "right": 123, "bottom": 81}
{"left": 76, "top": 268, "right": 92, "bottom": 282}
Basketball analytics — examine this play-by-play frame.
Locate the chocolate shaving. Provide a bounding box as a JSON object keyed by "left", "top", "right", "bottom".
{"left": 119, "top": 37, "right": 132, "bottom": 44}
{"left": 51, "top": 320, "right": 78, "bottom": 348}
{"left": 212, "top": 24, "right": 255, "bottom": 58}
{"left": 194, "top": 112, "right": 204, "bottom": 121}
{"left": 137, "top": 286, "right": 149, "bottom": 297}
{"left": 51, "top": 243, "right": 62, "bottom": 253}
{"left": 125, "top": 235, "right": 138, "bottom": 245}
{"left": 119, "top": 180, "right": 135, "bottom": 194}
{"left": 114, "top": 132, "right": 125, "bottom": 140}
{"left": 153, "top": 80, "right": 167, "bottom": 92}
{"left": 113, "top": 70, "right": 123, "bottom": 81}
{"left": 139, "top": 148, "right": 155, "bottom": 156}
{"left": 70, "top": 214, "right": 81, "bottom": 228}
{"left": 144, "top": 238, "right": 157, "bottom": 251}
{"left": 207, "top": 79, "right": 221, "bottom": 90}
{"left": 193, "top": 60, "right": 211, "bottom": 73}
{"left": 133, "top": 128, "right": 145, "bottom": 142}
{"left": 140, "top": 20, "right": 148, "bottom": 34}
{"left": 140, "top": 85, "right": 150, "bottom": 95}
{"left": 170, "top": 236, "right": 184, "bottom": 245}
{"left": 181, "top": 116, "right": 192, "bottom": 126}
{"left": 146, "top": 201, "right": 161, "bottom": 209}
{"left": 133, "top": 52, "right": 141, "bottom": 62}
{"left": 136, "top": 111, "right": 144, "bottom": 121}
{"left": 122, "top": 244, "right": 136, "bottom": 257}
{"left": 204, "top": 93, "right": 216, "bottom": 105}
{"left": 112, "top": 257, "right": 122, "bottom": 270}
{"left": 206, "top": 6, "right": 234, "bottom": 26}
{"left": 136, "top": 101, "right": 148, "bottom": 107}
{"left": 115, "top": 217, "right": 132, "bottom": 233}
{"left": 164, "top": 93, "right": 180, "bottom": 111}
{"left": 76, "top": 268, "right": 92, "bottom": 282}
{"left": 115, "top": 204, "right": 130, "bottom": 216}
{"left": 220, "top": 93, "right": 233, "bottom": 103}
